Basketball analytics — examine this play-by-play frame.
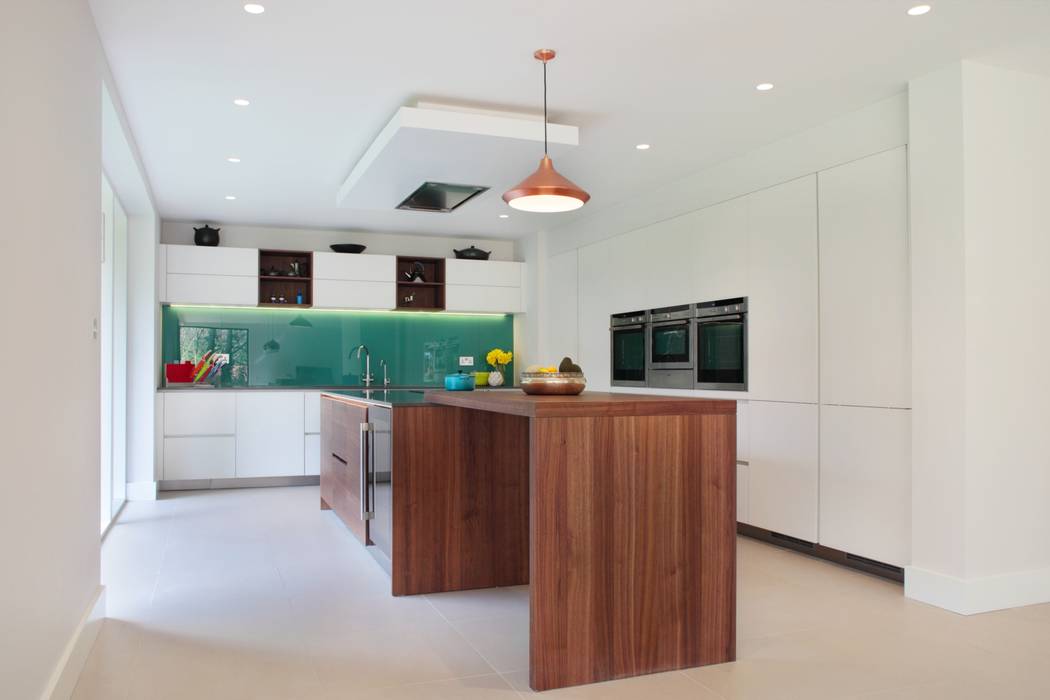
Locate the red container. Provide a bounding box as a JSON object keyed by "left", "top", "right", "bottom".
{"left": 165, "top": 362, "right": 195, "bottom": 384}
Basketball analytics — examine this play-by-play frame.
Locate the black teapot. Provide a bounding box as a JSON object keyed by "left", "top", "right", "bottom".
{"left": 193, "top": 225, "right": 220, "bottom": 247}
{"left": 453, "top": 245, "right": 491, "bottom": 260}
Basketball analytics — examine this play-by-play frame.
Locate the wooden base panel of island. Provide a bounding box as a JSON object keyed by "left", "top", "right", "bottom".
{"left": 321, "top": 391, "right": 736, "bottom": 692}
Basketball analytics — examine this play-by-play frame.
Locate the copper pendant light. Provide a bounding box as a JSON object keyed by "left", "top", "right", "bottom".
{"left": 503, "top": 49, "right": 590, "bottom": 213}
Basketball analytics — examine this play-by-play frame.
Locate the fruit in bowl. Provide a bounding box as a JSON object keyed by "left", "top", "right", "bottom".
{"left": 520, "top": 357, "right": 586, "bottom": 395}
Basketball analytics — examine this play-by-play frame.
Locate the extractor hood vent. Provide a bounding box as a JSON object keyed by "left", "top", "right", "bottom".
{"left": 396, "top": 181, "right": 489, "bottom": 213}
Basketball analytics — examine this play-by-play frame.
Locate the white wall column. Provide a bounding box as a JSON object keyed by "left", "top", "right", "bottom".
{"left": 907, "top": 61, "right": 1050, "bottom": 614}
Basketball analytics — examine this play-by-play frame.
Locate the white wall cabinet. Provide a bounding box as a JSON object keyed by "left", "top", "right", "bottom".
{"left": 235, "top": 392, "right": 305, "bottom": 477}
{"left": 445, "top": 259, "right": 523, "bottom": 288}
{"left": 444, "top": 260, "right": 525, "bottom": 313}
{"left": 820, "top": 405, "right": 911, "bottom": 566}
{"left": 313, "top": 280, "right": 394, "bottom": 310}
{"left": 445, "top": 284, "right": 523, "bottom": 313}
{"left": 160, "top": 244, "right": 258, "bottom": 306}
{"left": 747, "top": 176, "right": 819, "bottom": 404}
{"left": 691, "top": 197, "right": 748, "bottom": 303}
{"left": 163, "top": 436, "right": 235, "bottom": 480}
{"left": 164, "top": 273, "right": 257, "bottom": 306}
{"left": 748, "top": 400, "right": 819, "bottom": 542}
{"left": 314, "top": 252, "right": 395, "bottom": 282}
{"left": 166, "top": 245, "right": 257, "bottom": 276}
{"left": 819, "top": 147, "right": 910, "bottom": 409}
{"left": 313, "top": 253, "right": 396, "bottom": 310}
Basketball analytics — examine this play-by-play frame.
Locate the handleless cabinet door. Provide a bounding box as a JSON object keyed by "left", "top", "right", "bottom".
{"left": 748, "top": 400, "right": 818, "bottom": 542}
{"left": 445, "top": 259, "right": 523, "bottom": 287}
{"left": 163, "top": 392, "right": 236, "bottom": 436}
{"left": 165, "top": 245, "right": 258, "bottom": 276}
{"left": 313, "top": 280, "right": 395, "bottom": 310}
{"left": 313, "top": 252, "right": 396, "bottom": 282}
{"left": 445, "top": 284, "right": 523, "bottom": 313}
{"left": 305, "top": 434, "right": 321, "bottom": 476}
{"left": 747, "top": 176, "right": 819, "bottom": 404}
{"left": 820, "top": 405, "right": 911, "bottom": 566}
{"left": 819, "top": 146, "right": 910, "bottom": 409}
{"left": 163, "top": 436, "right": 235, "bottom": 480}
{"left": 691, "top": 197, "right": 748, "bottom": 303}
{"left": 165, "top": 273, "right": 258, "bottom": 307}
{"left": 235, "top": 392, "right": 305, "bottom": 477}
{"left": 304, "top": 392, "right": 321, "bottom": 434}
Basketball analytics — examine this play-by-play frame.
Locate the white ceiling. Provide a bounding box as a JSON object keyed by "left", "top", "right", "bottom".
{"left": 90, "top": 0, "right": 1050, "bottom": 240}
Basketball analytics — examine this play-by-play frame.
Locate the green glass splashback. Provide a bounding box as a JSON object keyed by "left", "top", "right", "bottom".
{"left": 161, "top": 306, "right": 514, "bottom": 388}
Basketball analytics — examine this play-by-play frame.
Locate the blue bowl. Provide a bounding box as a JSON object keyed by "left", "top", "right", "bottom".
{"left": 444, "top": 372, "right": 476, "bottom": 391}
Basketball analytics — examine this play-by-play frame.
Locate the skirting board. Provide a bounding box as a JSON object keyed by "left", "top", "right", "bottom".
{"left": 159, "top": 475, "right": 319, "bottom": 491}
{"left": 126, "top": 480, "right": 157, "bottom": 501}
{"left": 906, "top": 565, "right": 1050, "bottom": 615}
{"left": 40, "top": 585, "right": 106, "bottom": 700}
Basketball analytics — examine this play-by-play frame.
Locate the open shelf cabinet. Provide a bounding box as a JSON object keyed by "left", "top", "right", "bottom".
{"left": 259, "top": 249, "right": 313, "bottom": 307}
{"left": 396, "top": 256, "right": 445, "bottom": 311}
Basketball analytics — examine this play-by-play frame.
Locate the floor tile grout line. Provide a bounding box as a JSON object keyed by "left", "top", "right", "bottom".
{"left": 422, "top": 594, "right": 509, "bottom": 680}
{"left": 678, "top": 669, "right": 729, "bottom": 699}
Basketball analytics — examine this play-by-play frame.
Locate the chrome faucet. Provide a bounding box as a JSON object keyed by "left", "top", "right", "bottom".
{"left": 352, "top": 344, "right": 373, "bottom": 387}
{"left": 379, "top": 359, "right": 390, "bottom": 386}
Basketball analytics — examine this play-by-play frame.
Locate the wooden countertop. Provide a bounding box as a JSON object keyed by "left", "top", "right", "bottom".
{"left": 424, "top": 390, "right": 736, "bottom": 418}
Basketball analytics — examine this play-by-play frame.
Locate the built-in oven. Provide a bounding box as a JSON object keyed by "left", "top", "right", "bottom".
{"left": 647, "top": 304, "right": 696, "bottom": 389}
{"left": 610, "top": 310, "right": 648, "bottom": 387}
{"left": 694, "top": 297, "right": 748, "bottom": 391}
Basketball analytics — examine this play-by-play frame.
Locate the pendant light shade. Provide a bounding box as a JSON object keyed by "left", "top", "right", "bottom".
{"left": 503, "top": 49, "right": 589, "bottom": 213}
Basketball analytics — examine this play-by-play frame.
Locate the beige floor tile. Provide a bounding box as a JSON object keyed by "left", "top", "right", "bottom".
{"left": 505, "top": 669, "right": 722, "bottom": 698}
{"left": 76, "top": 486, "right": 1050, "bottom": 700}
{"left": 450, "top": 612, "right": 530, "bottom": 673}
{"left": 355, "top": 673, "right": 520, "bottom": 700}
{"left": 426, "top": 585, "right": 529, "bottom": 623}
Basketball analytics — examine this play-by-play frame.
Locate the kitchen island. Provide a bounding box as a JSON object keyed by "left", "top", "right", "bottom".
{"left": 321, "top": 389, "right": 736, "bottom": 691}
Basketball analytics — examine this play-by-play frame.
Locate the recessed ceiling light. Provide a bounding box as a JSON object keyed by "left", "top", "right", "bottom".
{"left": 224, "top": 195, "right": 237, "bottom": 200}
{"left": 635, "top": 143, "right": 651, "bottom": 150}
{"left": 243, "top": 4, "right": 265, "bottom": 14}
{"left": 499, "top": 214, "right": 509, "bottom": 219}
{"left": 233, "top": 98, "right": 250, "bottom": 107}
{"left": 756, "top": 83, "right": 775, "bottom": 92}
{"left": 226, "top": 156, "right": 241, "bottom": 163}
{"left": 907, "top": 4, "right": 931, "bottom": 16}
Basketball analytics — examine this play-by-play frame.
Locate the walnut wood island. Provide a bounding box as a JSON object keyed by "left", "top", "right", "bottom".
{"left": 320, "top": 389, "right": 736, "bottom": 691}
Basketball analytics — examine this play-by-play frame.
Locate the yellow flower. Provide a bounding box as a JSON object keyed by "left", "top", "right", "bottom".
{"left": 486, "top": 348, "right": 512, "bottom": 368}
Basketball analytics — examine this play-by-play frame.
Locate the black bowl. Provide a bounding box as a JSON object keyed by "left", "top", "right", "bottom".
{"left": 330, "top": 244, "right": 366, "bottom": 254}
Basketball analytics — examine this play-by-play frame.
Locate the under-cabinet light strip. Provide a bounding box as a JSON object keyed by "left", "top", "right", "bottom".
{"left": 166, "top": 304, "right": 509, "bottom": 318}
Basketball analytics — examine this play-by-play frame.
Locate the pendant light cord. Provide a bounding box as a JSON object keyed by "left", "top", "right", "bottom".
{"left": 543, "top": 60, "right": 548, "bottom": 156}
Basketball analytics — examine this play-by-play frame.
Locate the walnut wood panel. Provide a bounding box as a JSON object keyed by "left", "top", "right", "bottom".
{"left": 528, "top": 412, "right": 736, "bottom": 691}
{"left": 391, "top": 405, "right": 529, "bottom": 596}
{"left": 425, "top": 390, "right": 736, "bottom": 418}
{"left": 320, "top": 396, "right": 369, "bottom": 544}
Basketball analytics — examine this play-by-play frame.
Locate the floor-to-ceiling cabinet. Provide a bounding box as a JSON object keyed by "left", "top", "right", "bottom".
{"left": 101, "top": 174, "right": 128, "bottom": 532}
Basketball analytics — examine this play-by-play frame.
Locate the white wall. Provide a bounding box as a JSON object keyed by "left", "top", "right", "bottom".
{"left": 0, "top": 1, "right": 106, "bottom": 697}
{"left": 161, "top": 221, "right": 517, "bottom": 261}
{"left": 908, "top": 61, "right": 1050, "bottom": 613}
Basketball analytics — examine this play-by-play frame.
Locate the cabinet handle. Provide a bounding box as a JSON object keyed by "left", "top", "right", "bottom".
{"left": 359, "top": 423, "right": 374, "bottom": 521}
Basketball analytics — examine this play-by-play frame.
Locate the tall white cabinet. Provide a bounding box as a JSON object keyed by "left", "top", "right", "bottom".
{"left": 818, "top": 147, "right": 910, "bottom": 409}
{"left": 816, "top": 146, "right": 911, "bottom": 566}
{"left": 747, "top": 176, "right": 819, "bottom": 405}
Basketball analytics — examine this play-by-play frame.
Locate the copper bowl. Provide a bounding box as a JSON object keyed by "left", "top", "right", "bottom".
{"left": 520, "top": 372, "right": 586, "bottom": 395}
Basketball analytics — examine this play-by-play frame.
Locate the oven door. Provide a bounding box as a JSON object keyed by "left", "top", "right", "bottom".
{"left": 695, "top": 314, "right": 747, "bottom": 390}
{"left": 610, "top": 324, "right": 647, "bottom": 386}
{"left": 648, "top": 319, "right": 695, "bottom": 371}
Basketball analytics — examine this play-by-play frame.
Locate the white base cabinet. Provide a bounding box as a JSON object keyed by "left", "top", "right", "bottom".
{"left": 161, "top": 390, "right": 319, "bottom": 481}
{"left": 819, "top": 405, "right": 911, "bottom": 566}
{"left": 748, "top": 401, "right": 819, "bottom": 542}
{"left": 235, "top": 393, "right": 305, "bottom": 477}
{"left": 163, "top": 436, "right": 235, "bottom": 480}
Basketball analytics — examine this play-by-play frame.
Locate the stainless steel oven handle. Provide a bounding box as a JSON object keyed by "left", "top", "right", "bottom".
{"left": 610, "top": 323, "right": 645, "bottom": 331}
{"left": 697, "top": 314, "right": 744, "bottom": 323}
{"left": 651, "top": 319, "right": 691, "bottom": 328}
{"left": 359, "top": 422, "right": 374, "bottom": 521}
